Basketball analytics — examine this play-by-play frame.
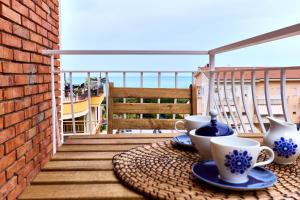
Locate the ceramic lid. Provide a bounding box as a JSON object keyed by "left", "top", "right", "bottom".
{"left": 195, "top": 110, "right": 234, "bottom": 136}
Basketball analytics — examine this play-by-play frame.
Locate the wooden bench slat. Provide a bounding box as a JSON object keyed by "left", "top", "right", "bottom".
{"left": 113, "top": 119, "right": 185, "bottom": 130}
{"left": 53, "top": 152, "right": 118, "bottom": 160}
{"left": 58, "top": 144, "right": 142, "bottom": 152}
{"left": 67, "top": 133, "right": 179, "bottom": 139}
{"left": 64, "top": 138, "right": 169, "bottom": 145}
{"left": 32, "top": 171, "right": 119, "bottom": 184}
{"left": 113, "top": 103, "right": 191, "bottom": 114}
{"left": 112, "top": 87, "right": 191, "bottom": 98}
{"left": 18, "top": 184, "right": 143, "bottom": 200}
{"left": 42, "top": 160, "right": 112, "bottom": 171}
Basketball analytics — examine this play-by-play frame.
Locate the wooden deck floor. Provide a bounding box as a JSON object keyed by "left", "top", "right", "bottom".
{"left": 18, "top": 133, "right": 178, "bottom": 200}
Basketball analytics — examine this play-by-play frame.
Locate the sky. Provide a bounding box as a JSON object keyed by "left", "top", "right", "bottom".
{"left": 60, "top": 0, "right": 300, "bottom": 71}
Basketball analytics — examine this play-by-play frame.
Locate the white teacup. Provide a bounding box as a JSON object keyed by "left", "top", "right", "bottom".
{"left": 175, "top": 115, "right": 210, "bottom": 134}
{"left": 210, "top": 137, "right": 274, "bottom": 184}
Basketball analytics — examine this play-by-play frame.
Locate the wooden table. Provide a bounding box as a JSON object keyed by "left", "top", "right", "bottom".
{"left": 18, "top": 133, "right": 181, "bottom": 200}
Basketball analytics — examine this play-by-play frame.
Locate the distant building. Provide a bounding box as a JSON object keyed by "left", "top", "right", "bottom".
{"left": 63, "top": 80, "right": 105, "bottom": 134}
{"left": 194, "top": 66, "right": 300, "bottom": 132}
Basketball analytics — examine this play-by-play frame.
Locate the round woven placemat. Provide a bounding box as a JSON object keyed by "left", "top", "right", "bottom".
{"left": 112, "top": 141, "right": 300, "bottom": 200}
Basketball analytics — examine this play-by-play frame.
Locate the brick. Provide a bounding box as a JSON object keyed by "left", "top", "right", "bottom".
{"left": 0, "top": 127, "right": 15, "bottom": 144}
{"left": 0, "top": 101, "right": 14, "bottom": 115}
{"left": 5, "top": 134, "right": 25, "bottom": 154}
{"left": 15, "top": 119, "right": 31, "bottom": 135}
{"left": 26, "top": 126, "right": 37, "bottom": 140}
{"left": 29, "top": 10, "right": 41, "bottom": 24}
{"left": 3, "top": 86, "right": 24, "bottom": 99}
{"left": 13, "top": 49, "right": 30, "bottom": 62}
{"left": 17, "top": 160, "right": 33, "bottom": 181}
{"left": 26, "top": 163, "right": 40, "bottom": 183}
{"left": 0, "top": 171, "right": 5, "bottom": 187}
{"left": 38, "top": 83, "right": 48, "bottom": 93}
{"left": 1, "top": 32, "right": 22, "bottom": 48}
{"left": 21, "top": 16, "right": 36, "bottom": 31}
{"left": 6, "top": 156, "right": 25, "bottom": 179}
{"left": 2, "top": 62, "right": 23, "bottom": 73}
{"left": 0, "top": 45, "right": 13, "bottom": 60}
{"left": 41, "top": 18, "right": 51, "bottom": 31}
{"left": 14, "top": 74, "right": 29, "bottom": 85}
{"left": 25, "top": 145, "right": 39, "bottom": 162}
{"left": 0, "top": 176, "right": 17, "bottom": 198}
{"left": 0, "top": 0, "right": 10, "bottom": 6}
{"left": 0, "top": 17, "right": 12, "bottom": 33}
{"left": 0, "top": 151, "right": 16, "bottom": 171}
{"left": 30, "top": 31, "right": 43, "bottom": 44}
{"left": 4, "top": 110, "right": 24, "bottom": 127}
{"left": 0, "top": 74, "right": 13, "bottom": 86}
{"left": 38, "top": 101, "right": 50, "bottom": 112}
{"left": 22, "top": 0, "right": 35, "bottom": 11}
{"left": 32, "top": 134, "right": 43, "bottom": 146}
{"left": 48, "top": 31, "right": 58, "bottom": 43}
{"left": 24, "top": 85, "right": 38, "bottom": 95}
{"left": 32, "top": 94, "right": 44, "bottom": 104}
{"left": 0, "top": 4, "right": 21, "bottom": 24}
{"left": 16, "top": 140, "right": 32, "bottom": 158}
{"left": 38, "top": 65, "right": 50, "bottom": 73}
{"left": 15, "top": 97, "right": 31, "bottom": 111}
{"left": 30, "top": 53, "right": 43, "bottom": 63}
{"left": 0, "top": 117, "right": 3, "bottom": 130}
{"left": 7, "top": 177, "right": 27, "bottom": 200}
{"left": 12, "top": 0, "right": 29, "bottom": 17}
{"left": 22, "top": 39, "right": 36, "bottom": 52}
{"left": 36, "top": 25, "right": 47, "bottom": 37}
{"left": 38, "top": 118, "right": 49, "bottom": 132}
{"left": 43, "top": 92, "right": 51, "bottom": 100}
{"left": 44, "top": 108, "right": 52, "bottom": 119}
{"left": 23, "top": 64, "right": 37, "bottom": 73}
{"left": 36, "top": 5, "right": 47, "bottom": 19}
{"left": 0, "top": 145, "right": 4, "bottom": 158}
{"left": 13, "top": 24, "right": 30, "bottom": 39}
{"left": 24, "top": 105, "right": 38, "bottom": 118}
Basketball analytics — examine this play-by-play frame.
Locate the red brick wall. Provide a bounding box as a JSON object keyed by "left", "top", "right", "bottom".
{"left": 0, "top": 0, "right": 60, "bottom": 199}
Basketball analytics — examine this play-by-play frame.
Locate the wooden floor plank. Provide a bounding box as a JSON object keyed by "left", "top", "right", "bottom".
{"left": 18, "top": 184, "right": 144, "bottom": 200}
{"left": 19, "top": 134, "right": 173, "bottom": 200}
{"left": 53, "top": 152, "right": 119, "bottom": 160}
{"left": 58, "top": 144, "right": 141, "bottom": 152}
{"left": 64, "top": 138, "right": 169, "bottom": 145}
{"left": 67, "top": 133, "right": 179, "bottom": 139}
{"left": 32, "top": 171, "right": 119, "bottom": 184}
{"left": 42, "top": 160, "right": 112, "bottom": 171}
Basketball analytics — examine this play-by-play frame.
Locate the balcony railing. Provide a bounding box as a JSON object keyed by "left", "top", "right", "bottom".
{"left": 203, "top": 66, "right": 300, "bottom": 134}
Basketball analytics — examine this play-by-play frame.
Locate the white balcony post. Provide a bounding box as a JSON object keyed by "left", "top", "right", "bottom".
{"left": 207, "top": 54, "right": 215, "bottom": 114}
{"left": 50, "top": 55, "right": 57, "bottom": 155}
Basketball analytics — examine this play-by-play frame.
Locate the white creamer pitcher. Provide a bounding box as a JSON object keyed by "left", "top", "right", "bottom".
{"left": 264, "top": 116, "right": 300, "bottom": 165}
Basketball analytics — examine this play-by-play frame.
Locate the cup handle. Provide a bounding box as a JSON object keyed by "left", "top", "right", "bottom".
{"left": 253, "top": 146, "right": 274, "bottom": 168}
{"left": 175, "top": 120, "right": 185, "bottom": 133}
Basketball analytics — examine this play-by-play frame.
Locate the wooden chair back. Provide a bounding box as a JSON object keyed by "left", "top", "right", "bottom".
{"left": 107, "top": 82, "right": 197, "bottom": 134}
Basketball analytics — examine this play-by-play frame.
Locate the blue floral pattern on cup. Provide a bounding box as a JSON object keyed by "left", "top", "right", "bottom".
{"left": 273, "top": 137, "right": 298, "bottom": 158}
{"left": 224, "top": 150, "right": 252, "bottom": 174}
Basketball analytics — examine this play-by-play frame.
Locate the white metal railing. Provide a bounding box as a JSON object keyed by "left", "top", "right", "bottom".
{"left": 60, "top": 70, "right": 196, "bottom": 135}
{"left": 204, "top": 66, "right": 300, "bottom": 134}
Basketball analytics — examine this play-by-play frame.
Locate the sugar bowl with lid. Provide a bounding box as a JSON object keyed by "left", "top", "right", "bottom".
{"left": 189, "top": 110, "right": 236, "bottom": 160}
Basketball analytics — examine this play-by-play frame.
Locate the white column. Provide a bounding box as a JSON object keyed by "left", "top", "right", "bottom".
{"left": 207, "top": 54, "right": 215, "bottom": 114}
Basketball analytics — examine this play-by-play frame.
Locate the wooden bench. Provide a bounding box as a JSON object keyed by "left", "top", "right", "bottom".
{"left": 107, "top": 82, "right": 197, "bottom": 134}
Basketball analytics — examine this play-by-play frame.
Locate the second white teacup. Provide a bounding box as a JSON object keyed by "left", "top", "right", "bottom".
{"left": 211, "top": 137, "right": 274, "bottom": 184}
{"left": 175, "top": 115, "right": 210, "bottom": 134}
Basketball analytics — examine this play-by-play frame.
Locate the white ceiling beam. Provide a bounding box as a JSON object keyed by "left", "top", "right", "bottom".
{"left": 209, "top": 23, "right": 300, "bottom": 54}
{"left": 42, "top": 50, "right": 208, "bottom": 55}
